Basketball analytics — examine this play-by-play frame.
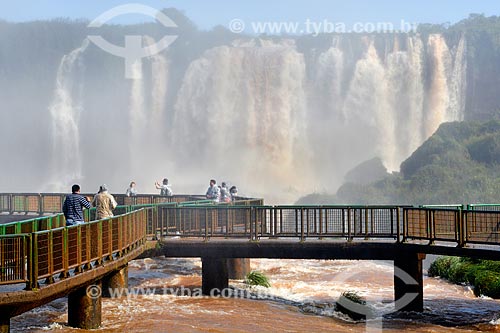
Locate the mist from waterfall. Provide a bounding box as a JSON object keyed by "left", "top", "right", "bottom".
{"left": 128, "top": 36, "right": 171, "bottom": 190}
{"left": 47, "top": 39, "right": 89, "bottom": 192}
{"left": 41, "top": 33, "right": 468, "bottom": 201}
{"left": 172, "top": 40, "right": 308, "bottom": 199}
{"left": 309, "top": 34, "right": 467, "bottom": 178}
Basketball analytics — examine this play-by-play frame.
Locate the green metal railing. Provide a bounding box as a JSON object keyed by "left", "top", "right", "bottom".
{"left": 0, "top": 195, "right": 264, "bottom": 286}
{"left": 467, "top": 204, "right": 500, "bottom": 211}
{"left": 0, "top": 208, "right": 149, "bottom": 287}
{"left": 0, "top": 193, "right": 263, "bottom": 215}
{"left": 0, "top": 197, "right": 263, "bottom": 237}
{"left": 153, "top": 205, "right": 403, "bottom": 241}
{"left": 0, "top": 193, "right": 208, "bottom": 215}
{"left": 3, "top": 193, "right": 500, "bottom": 288}
{"left": 0, "top": 234, "right": 28, "bottom": 285}
{"left": 154, "top": 204, "right": 500, "bottom": 247}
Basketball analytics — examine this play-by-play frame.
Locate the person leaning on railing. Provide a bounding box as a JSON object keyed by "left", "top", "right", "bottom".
{"left": 126, "top": 181, "right": 137, "bottom": 196}
{"left": 229, "top": 186, "right": 238, "bottom": 201}
{"left": 155, "top": 178, "right": 173, "bottom": 196}
{"left": 220, "top": 182, "right": 231, "bottom": 203}
{"left": 206, "top": 179, "right": 220, "bottom": 202}
{"left": 63, "top": 184, "right": 92, "bottom": 226}
{"left": 92, "top": 184, "right": 118, "bottom": 220}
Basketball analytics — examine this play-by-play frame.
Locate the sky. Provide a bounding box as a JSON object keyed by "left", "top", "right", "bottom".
{"left": 0, "top": 0, "right": 498, "bottom": 31}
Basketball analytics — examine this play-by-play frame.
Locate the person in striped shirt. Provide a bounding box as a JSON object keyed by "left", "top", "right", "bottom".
{"left": 63, "top": 184, "right": 91, "bottom": 226}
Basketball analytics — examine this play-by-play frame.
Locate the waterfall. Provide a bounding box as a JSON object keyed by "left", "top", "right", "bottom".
{"left": 342, "top": 41, "right": 397, "bottom": 171}
{"left": 424, "top": 34, "right": 452, "bottom": 137}
{"left": 167, "top": 34, "right": 469, "bottom": 198}
{"left": 127, "top": 36, "right": 170, "bottom": 188}
{"left": 41, "top": 33, "right": 468, "bottom": 200}
{"left": 151, "top": 55, "right": 168, "bottom": 125}
{"left": 47, "top": 39, "right": 89, "bottom": 191}
{"left": 313, "top": 34, "right": 463, "bottom": 175}
{"left": 173, "top": 40, "right": 308, "bottom": 199}
{"left": 314, "top": 37, "right": 344, "bottom": 120}
{"left": 403, "top": 36, "right": 425, "bottom": 156}
{"left": 129, "top": 58, "right": 146, "bottom": 176}
{"left": 386, "top": 36, "right": 425, "bottom": 165}
{"left": 448, "top": 35, "right": 467, "bottom": 121}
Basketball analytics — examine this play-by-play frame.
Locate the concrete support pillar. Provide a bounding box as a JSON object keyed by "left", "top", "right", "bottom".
{"left": 202, "top": 257, "right": 228, "bottom": 296}
{"left": 102, "top": 265, "right": 128, "bottom": 298}
{"left": 394, "top": 252, "right": 426, "bottom": 312}
{"left": 227, "top": 258, "right": 251, "bottom": 279}
{"left": 68, "top": 281, "right": 102, "bottom": 329}
{"left": 0, "top": 317, "right": 9, "bottom": 333}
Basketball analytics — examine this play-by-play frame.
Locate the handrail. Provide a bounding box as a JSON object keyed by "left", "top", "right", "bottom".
{"left": 0, "top": 208, "right": 148, "bottom": 288}
{"left": 153, "top": 205, "right": 402, "bottom": 241}
{"left": 467, "top": 204, "right": 500, "bottom": 211}
{"left": 0, "top": 193, "right": 263, "bottom": 215}
{"left": 3, "top": 194, "right": 500, "bottom": 288}
{"left": 0, "top": 194, "right": 265, "bottom": 288}
{"left": 0, "top": 198, "right": 262, "bottom": 236}
{"left": 152, "top": 204, "right": 500, "bottom": 247}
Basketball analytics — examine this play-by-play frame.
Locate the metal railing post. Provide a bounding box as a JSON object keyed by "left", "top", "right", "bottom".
{"left": 319, "top": 208, "right": 323, "bottom": 237}
{"left": 458, "top": 209, "right": 465, "bottom": 247}
{"left": 30, "top": 233, "right": 38, "bottom": 290}
{"left": 396, "top": 208, "right": 401, "bottom": 243}
{"left": 300, "top": 208, "right": 305, "bottom": 241}
{"left": 46, "top": 231, "right": 54, "bottom": 284}
{"left": 364, "top": 208, "right": 369, "bottom": 240}
{"left": 59, "top": 228, "right": 69, "bottom": 279}
{"left": 250, "top": 208, "right": 254, "bottom": 241}
{"left": 347, "top": 208, "right": 352, "bottom": 242}
{"left": 428, "top": 210, "right": 435, "bottom": 245}
{"left": 204, "top": 208, "right": 209, "bottom": 240}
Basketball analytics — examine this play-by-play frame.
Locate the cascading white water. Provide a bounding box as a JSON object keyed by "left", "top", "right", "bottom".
{"left": 173, "top": 39, "right": 308, "bottom": 200}
{"left": 314, "top": 38, "right": 344, "bottom": 120}
{"left": 167, "top": 34, "right": 469, "bottom": 198}
{"left": 151, "top": 54, "right": 168, "bottom": 125}
{"left": 128, "top": 36, "right": 170, "bottom": 189}
{"left": 448, "top": 35, "right": 467, "bottom": 121}
{"left": 47, "top": 39, "right": 89, "bottom": 191}
{"left": 309, "top": 34, "right": 466, "bottom": 175}
{"left": 343, "top": 41, "right": 397, "bottom": 171}
{"left": 43, "top": 33, "right": 468, "bottom": 200}
{"left": 424, "top": 34, "right": 452, "bottom": 138}
{"left": 400, "top": 36, "right": 425, "bottom": 157}
{"left": 129, "top": 58, "right": 146, "bottom": 176}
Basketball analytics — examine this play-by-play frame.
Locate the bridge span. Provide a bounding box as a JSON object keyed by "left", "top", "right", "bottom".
{"left": 1, "top": 193, "right": 500, "bottom": 332}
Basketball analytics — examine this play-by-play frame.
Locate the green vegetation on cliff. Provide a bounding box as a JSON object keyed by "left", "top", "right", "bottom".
{"left": 297, "top": 120, "right": 500, "bottom": 205}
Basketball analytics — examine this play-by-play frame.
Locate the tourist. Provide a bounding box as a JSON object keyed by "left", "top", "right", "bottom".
{"left": 92, "top": 184, "right": 118, "bottom": 220}
{"left": 220, "top": 182, "right": 231, "bottom": 203}
{"left": 155, "top": 178, "right": 173, "bottom": 196}
{"left": 126, "top": 181, "right": 137, "bottom": 196}
{"left": 206, "top": 179, "right": 220, "bottom": 202}
{"left": 229, "top": 186, "right": 238, "bottom": 201}
{"left": 63, "top": 184, "right": 91, "bottom": 226}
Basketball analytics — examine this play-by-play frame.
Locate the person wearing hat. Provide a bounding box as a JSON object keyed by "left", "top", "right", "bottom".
{"left": 92, "top": 184, "right": 118, "bottom": 220}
